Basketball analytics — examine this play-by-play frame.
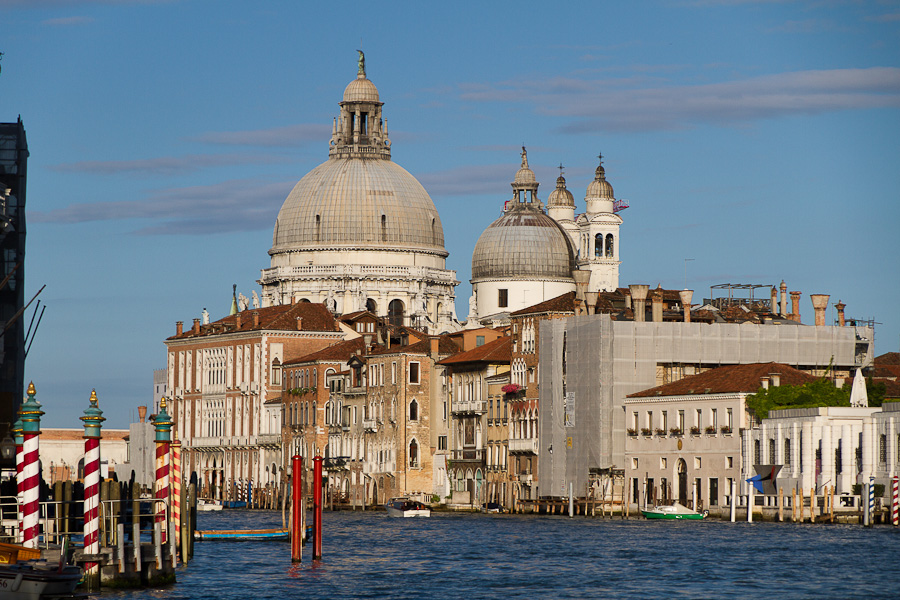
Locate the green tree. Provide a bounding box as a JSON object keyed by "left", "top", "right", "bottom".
{"left": 746, "top": 379, "right": 851, "bottom": 420}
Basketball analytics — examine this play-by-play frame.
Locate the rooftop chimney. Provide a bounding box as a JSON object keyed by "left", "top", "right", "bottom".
{"left": 176, "top": 321, "right": 183, "bottom": 336}
{"left": 253, "top": 311, "right": 260, "bottom": 328}
{"left": 430, "top": 336, "right": 440, "bottom": 358}
{"left": 629, "top": 284, "right": 649, "bottom": 322}
{"left": 192, "top": 318, "right": 200, "bottom": 335}
{"left": 770, "top": 287, "right": 778, "bottom": 316}
{"left": 295, "top": 316, "right": 303, "bottom": 331}
{"left": 235, "top": 312, "right": 242, "bottom": 329}
{"left": 679, "top": 290, "right": 693, "bottom": 323}
{"left": 810, "top": 294, "right": 829, "bottom": 326}
{"left": 789, "top": 291, "right": 802, "bottom": 323}
{"left": 291, "top": 296, "right": 296, "bottom": 305}
{"left": 651, "top": 289, "right": 663, "bottom": 323}
{"left": 780, "top": 280, "right": 788, "bottom": 317}
{"left": 835, "top": 300, "right": 846, "bottom": 327}
{"left": 138, "top": 405, "right": 147, "bottom": 423}
{"left": 572, "top": 270, "right": 591, "bottom": 315}
{"left": 586, "top": 291, "right": 597, "bottom": 315}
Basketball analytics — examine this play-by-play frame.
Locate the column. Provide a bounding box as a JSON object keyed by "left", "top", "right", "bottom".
{"left": 801, "top": 421, "right": 814, "bottom": 493}
{"left": 840, "top": 424, "right": 853, "bottom": 493}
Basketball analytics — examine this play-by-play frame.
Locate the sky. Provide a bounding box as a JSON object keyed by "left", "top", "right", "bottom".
{"left": 1, "top": 0, "right": 898, "bottom": 428}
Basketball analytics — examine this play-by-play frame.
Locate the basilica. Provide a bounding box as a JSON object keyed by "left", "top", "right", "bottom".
{"left": 258, "top": 54, "right": 628, "bottom": 329}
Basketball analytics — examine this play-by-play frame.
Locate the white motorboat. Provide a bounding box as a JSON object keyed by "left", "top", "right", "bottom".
{"left": 641, "top": 502, "right": 708, "bottom": 520}
{"left": 385, "top": 497, "right": 431, "bottom": 518}
{"left": 197, "top": 499, "right": 223, "bottom": 511}
{"left": 0, "top": 561, "right": 83, "bottom": 600}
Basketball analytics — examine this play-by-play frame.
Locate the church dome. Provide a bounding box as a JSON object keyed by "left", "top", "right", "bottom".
{"left": 343, "top": 75, "right": 380, "bottom": 103}
{"left": 547, "top": 173, "right": 575, "bottom": 208}
{"left": 272, "top": 158, "right": 445, "bottom": 253}
{"left": 471, "top": 208, "right": 576, "bottom": 281}
{"left": 586, "top": 161, "right": 614, "bottom": 199}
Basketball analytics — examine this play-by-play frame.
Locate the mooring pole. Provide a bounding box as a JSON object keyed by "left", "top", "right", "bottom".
{"left": 291, "top": 455, "right": 303, "bottom": 563}
{"left": 886, "top": 476, "right": 898, "bottom": 526}
{"left": 171, "top": 439, "right": 182, "bottom": 560}
{"left": 80, "top": 390, "right": 105, "bottom": 591}
{"left": 19, "top": 383, "right": 44, "bottom": 549}
{"left": 729, "top": 479, "right": 736, "bottom": 522}
{"left": 13, "top": 418, "right": 23, "bottom": 543}
{"left": 154, "top": 398, "right": 173, "bottom": 544}
{"left": 863, "top": 482, "right": 870, "bottom": 527}
{"left": 313, "top": 455, "right": 323, "bottom": 560}
{"left": 867, "top": 476, "right": 876, "bottom": 527}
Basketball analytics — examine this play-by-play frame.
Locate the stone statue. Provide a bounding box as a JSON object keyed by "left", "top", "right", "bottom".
{"left": 468, "top": 289, "right": 477, "bottom": 318}
{"left": 201, "top": 307, "right": 210, "bottom": 325}
{"left": 357, "top": 50, "right": 366, "bottom": 77}
{"left": 251, "top": 290, "right": 260, "bottom": 309}
{"left": 238, "top": 293, "right": 249, "bottom": 311}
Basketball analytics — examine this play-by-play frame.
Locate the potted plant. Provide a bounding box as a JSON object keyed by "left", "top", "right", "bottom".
{"left": 627, "top": 428, "right": 637, "bottom": 436}
{"left": 641, "top": 427, "right": 652, "bottom": 436}
{"left": 689, "top": 426, "right": 701, "bottom": 435}
{"left": 655, "top": 428, "right": 667, "bottom": 436}
{"left": 669, "top": 427, "right": 683, "bottom": 436}
{"left": 501, "top": 383, "right": 521, "bottom": 394}
{"left": 705, "top": 425, "right": 717, "bottom": 434}
{"left": 720, "top": 425, "right": 733, "bottom": 434}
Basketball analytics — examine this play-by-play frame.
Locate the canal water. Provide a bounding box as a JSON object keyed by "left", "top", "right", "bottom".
{"left": 104, "top": 509, "right": 899, "bottom": 599}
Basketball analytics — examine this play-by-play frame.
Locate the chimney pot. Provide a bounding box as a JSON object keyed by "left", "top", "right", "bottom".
{"left": 629, "top": 284, "right": 649, "bottom": 322}
{"left": 835, "top": 300, "right": 846, "bottom": 327}
{"left": 789, "top": 291, "right": 802, "bottom": 323}
{"left": 252, "top": 311, "right": 260, "bottom": 328}
{"left": 430, "top": 336, "right": 439, "bottom": 357}
{"left": 651, "top": 291, "right": 663, "bottom": 323}
{"left": 780, "top": 280, "right": 788, "bottom": 317}
{"left": 296, "top": 316, "right": 303, "bottom": 331}
{"left": 235, "top": 312, "right": 242, "bottom": 329}
{"left": 770, "top": 286, "right": 778, "bottom": 316}
{"left": 192, "top": 318, "right": 200, "bottom": 335}
{"left": 176, "top": 321, "right": 183, "bottom": 336}
{"left": 679, "top": 290, "right": 693, "bottom": 323}
{"left": 810, "top": 294, "right": 829, "bottom": 326}
{"left": 138, "top": 405, "right": 147, "bottom": 423}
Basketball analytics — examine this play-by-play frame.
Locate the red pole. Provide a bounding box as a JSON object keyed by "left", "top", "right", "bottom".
{"left": 313, "top": 455, "right": 323, "bottom": 560}
{"left": 291, "top": 455, "right": 303, "bottom": 562}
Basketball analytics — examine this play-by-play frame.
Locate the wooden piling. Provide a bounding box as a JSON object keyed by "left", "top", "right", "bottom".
{"left": 810, "top": 488, "right": 816, "bottom": 523}
{"left": 778, "top": 487, "right": 784, "bottom": 522}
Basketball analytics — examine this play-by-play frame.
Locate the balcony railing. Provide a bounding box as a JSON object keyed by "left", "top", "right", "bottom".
{"left": 508, "top": 437, "right": 538, "bottom": 455}
{"left": 362, "top": 418, "right": 377, "bottom": 432}
{"left": 451, "top": 449, "right": 484, "bottom": 461}
{"left": 256, "top": 433, "right": 282, "bottom": 446}
{"left": 451, "top": 400, "right": 487, "bottom": 415}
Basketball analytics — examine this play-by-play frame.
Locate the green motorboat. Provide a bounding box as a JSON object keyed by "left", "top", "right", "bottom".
{"left": 641, "top": 503, "right": 708, "bottom": 520}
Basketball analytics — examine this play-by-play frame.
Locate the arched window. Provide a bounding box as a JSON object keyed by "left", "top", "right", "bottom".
{"left": 366, "top": 298, "right": 377, "bottom": 314}
{"left": 315, "top": 214, "right": 321, "bottom": 241}
{"left": 381, "top": 214, "right": 387, "bottom": 242}
{"left": 388, "top": 299, "right": 405, "bottom": 327}
{"left": 594, "top": 233, "right": 603, "bottom": 257}
{"left": 409, "top": 399, "right": 418, "bottom": 421}
{"left": 312, "top": 401, "right": 317, "bottom": 425}
{"left": 605, "top": 233, "right": 614, "bottom": 258}
{"left": 409, "top": 439, "right": 419, "bottom": 468}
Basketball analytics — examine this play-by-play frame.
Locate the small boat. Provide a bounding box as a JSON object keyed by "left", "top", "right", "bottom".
{"left": 197, "top": 499, "right": 223, "bottom": 511}
{"left": 482, "top": 502, "right": 506, "bottom": 514}
{"left": 0, "top": 561, "right": 83, "bottom": 599}
{"left": 385, "top": 497, "right": 431, "bottom": 518}
{"left": 641, "top": 502, "right": 708, "bottom": 520}
{"left": 194, "top": 528, "right": 289, "bottom": 540}
{"left": 0, "top": 541, "right": 82, "bottom": 600}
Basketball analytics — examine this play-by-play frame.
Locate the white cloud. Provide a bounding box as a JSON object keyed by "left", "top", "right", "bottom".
{"left": 192, "top": 124, "right": 331, "bottom": 147}
{"left": 458, "top": 67, "right": 900, "bottom": 133}
{"left": 50, "top": 153, "right": 290, "bottom": 177}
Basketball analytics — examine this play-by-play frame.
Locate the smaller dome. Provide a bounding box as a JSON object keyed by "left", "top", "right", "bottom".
{"left": 586, "top": 161, "right": 614, "bottom": 199}
{"left": 547, "top": 174, "right": 575, "bottom": 208}
{"left": 343, "top": 76, "right": 380, "bottom": 103}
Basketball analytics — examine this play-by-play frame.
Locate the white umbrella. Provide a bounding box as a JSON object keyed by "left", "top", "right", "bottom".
{"left": 849, "top": 368, "right": 868, "bottom": 408}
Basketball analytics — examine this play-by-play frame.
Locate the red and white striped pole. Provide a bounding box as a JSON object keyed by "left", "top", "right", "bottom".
{"left": 171, "top": 439, "right": 182, "bottom": 556}
{"left": 13, "top": 418, "right": 23, "bottom": 544}
{"left": 892, "top": 475, "right": 899, "bottom": 527}
{"left": 154, "top": 397, "right": 173, "bottom": 545}
{"left": 80, "top": 389, "right": 105, "bottom": 590}
{"left": 19, "top": 382, "right": 44, "bottom": 549}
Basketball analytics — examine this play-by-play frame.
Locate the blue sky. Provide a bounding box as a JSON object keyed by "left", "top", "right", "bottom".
{"left": 1, "top": 0, "right": 898, "bottom": 428}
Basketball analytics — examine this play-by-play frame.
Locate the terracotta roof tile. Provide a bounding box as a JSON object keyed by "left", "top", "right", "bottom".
{"left": 510, "top": 292, "right": 575, "bottom": 317}
{"left": 628, "top": 362, "right": 819, "bottom": 397}
{"left": 438, "top": 336, "right": 512, "bottom": 365}
{"left": 875, "top": 352, "right": 900, "bottom": 366}
{"left": 282, "top": 337, "right": 367, "bottom": 366}
{"left": 168, "top": 303, "right": 338, "bottom": 340}
{"left": 41, "top": 429, "right": 131, "bottom": 441}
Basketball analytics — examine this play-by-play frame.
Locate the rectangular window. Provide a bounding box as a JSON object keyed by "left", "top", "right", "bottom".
{"left": 726, "top": 456, "right": 734, "bottom": 469}
{"left": 660, "top": 457, "right": 667, "bottom": 469}
{"left": 632, "top": 411, "right": 639, "bottom": 430}
{"left": 711, "top": 408, "right": 717, "bottom": 428}
{"left": 476, "top": 335, "right": 485, "bottom": 346}
{"left": 696, "top": 408, "right": 702, "bottom": 429}
{"left": 391, "top": 362, "right": 397, "bottom": 384}
{"left": 726, "top": 407, "right": 733, "bottom": 430}
{"left": 438, "top": 435, "right": 447, "bottom": 451}
{"left": 678, "top": 410, "right": 685, "bottom": 432}
{"left": 409, "top": 362, "right": 420, "bottom": 384}
{"left": 498, "top": 289, "right": 508, "bottom": 308}
{"left": 661, "top": 411, "right": 668, "bottom": 431}
{"left": 632, "top": 457, "right": 639, "bottom": 469}
{"left": 694, "top": 457, "right": 702, "bottom": 469}
{"left": 709, "top": 478, "right": 719, "bottom": 506}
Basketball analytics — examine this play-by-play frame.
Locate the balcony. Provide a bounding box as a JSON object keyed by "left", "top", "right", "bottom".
{"left": 323, "top": 457, "right": 349, "bottom": 471}
{"left": 451, "top": 449, "right": 484, "bottom": 462}
{"left": 362, "top": 418, "right": 377, "bottom": 432}
{"left": 451, "top": 400, "right": 487, "bottom": 415}
{"left": 518, "top": 471, "right": 533, "bottom": 484}
{"left": 256, "top": 433, "right": 282, "bottom": 447}
{"left": 508, "top": 437, "right": 538, "bottom": 455}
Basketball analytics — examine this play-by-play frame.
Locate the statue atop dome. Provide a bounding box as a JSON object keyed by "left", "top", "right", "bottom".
{"left": 357, "top": 50, "right": 366, "bottom": 77}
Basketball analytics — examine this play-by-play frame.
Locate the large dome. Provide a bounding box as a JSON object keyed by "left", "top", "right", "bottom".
{"left": 271, "top": 158, "right": 445, "bottom": 253}
{"left": 471, "top": 208, "right": 576, "bottom": 281}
